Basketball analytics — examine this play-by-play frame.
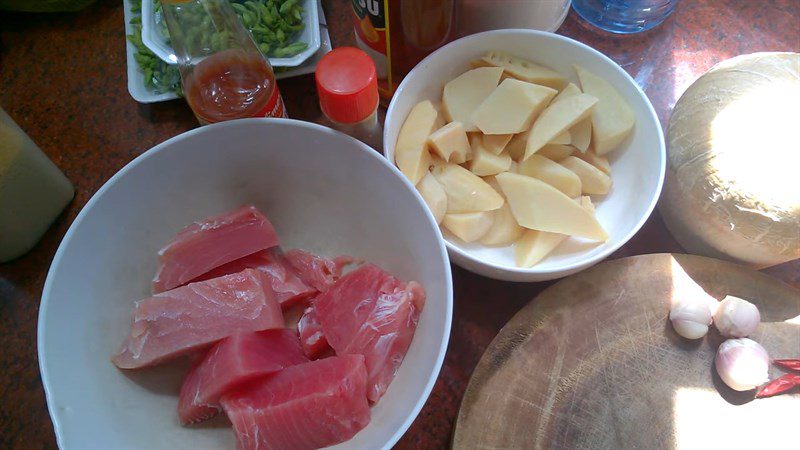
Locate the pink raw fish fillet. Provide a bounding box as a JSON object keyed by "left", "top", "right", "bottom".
{"left": 152, "top": 205, "right": 279, "bottom": 293}
{"left": 284, "top": 249, "right": 354, "bottom": 292}
{"left": 191, "top": 248, "right": 315, "bottom": 309}
{"left": 177, "top": 329, "right": 308, "bottom": 425}
{"left": 221, "top": 355, "right": 370, "bottom": 450}
{"left": 314, "top": 264, "right": 425, "bottom": 402}
{"left": 113, "top": 269, "right": 284, "bottom": 369}
{"left": 296, "top": 306, "right": 331, "bottom": 359}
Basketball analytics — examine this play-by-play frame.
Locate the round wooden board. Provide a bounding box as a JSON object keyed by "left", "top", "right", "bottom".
{"left": 453, "top": 254, "right": 800, "bottom": 450}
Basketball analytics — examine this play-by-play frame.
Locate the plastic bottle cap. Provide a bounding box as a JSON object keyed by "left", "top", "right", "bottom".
{"left": 315, "top": 47, "right": 379, "bottom": 124}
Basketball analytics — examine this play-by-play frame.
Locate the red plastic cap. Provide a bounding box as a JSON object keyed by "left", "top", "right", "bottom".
{"left": 315, "top": 47, "right": 379, "bottom": 124}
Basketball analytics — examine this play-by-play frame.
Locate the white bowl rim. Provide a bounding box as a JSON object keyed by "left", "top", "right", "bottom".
{"left": 38, "top": 118, "right": 453, "bottom": 450}
{"left": 383, "top": 28, "right": 666, "bottom": 278}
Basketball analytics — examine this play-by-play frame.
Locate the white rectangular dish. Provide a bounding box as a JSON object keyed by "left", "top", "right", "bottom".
{"left": 141, "top": 0, "right": 320, "bottom": 67}
{"left": 124, "top": 0, "right": 331, "bottom": 104}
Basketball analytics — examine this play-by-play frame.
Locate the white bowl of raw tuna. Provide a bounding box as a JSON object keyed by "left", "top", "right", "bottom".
{"left": 38, "top": 119, "right": 453, "bottom": 450}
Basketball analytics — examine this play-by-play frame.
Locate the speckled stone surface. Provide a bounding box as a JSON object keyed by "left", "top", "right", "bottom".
{"left": 0, "top": 0, "right": 798, "bottom": 448}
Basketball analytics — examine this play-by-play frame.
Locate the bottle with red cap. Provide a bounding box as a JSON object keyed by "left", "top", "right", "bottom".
{"left": 315, "top": 47, "right": 382, "bottom": 150}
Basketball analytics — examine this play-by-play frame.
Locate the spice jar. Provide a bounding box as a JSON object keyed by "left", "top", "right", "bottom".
{"left": 315, "top": 47, "right": 382, "bottom": 150}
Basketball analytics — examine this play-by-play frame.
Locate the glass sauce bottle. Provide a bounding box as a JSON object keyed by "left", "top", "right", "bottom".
{"left": 352, "top": 0, "right": 458, "bottom": 104}
{"left": 162, "top": 0, "right": 287, "bottom": 124}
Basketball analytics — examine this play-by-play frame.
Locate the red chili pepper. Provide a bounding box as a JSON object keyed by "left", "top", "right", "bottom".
{"left": 756, "top": 373, "right": 800, "bottom": 398}
{"left": 774, "top": 359, "right": 800, "bottom": 372}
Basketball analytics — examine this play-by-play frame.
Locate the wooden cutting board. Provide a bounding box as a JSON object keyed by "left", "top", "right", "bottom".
{"left": 453, "top": 254, "right": 800, "bottom": 450}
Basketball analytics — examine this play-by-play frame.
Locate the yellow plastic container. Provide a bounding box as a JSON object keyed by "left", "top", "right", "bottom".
{"left": 0, "top": 108, "right": 74, "bottom": 262}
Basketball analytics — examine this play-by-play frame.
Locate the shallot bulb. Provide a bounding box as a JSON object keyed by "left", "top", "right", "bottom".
{"left": 670, "top": 300, "right": 713, "bottom": 339}
{"left": 715, "top": 338, "right": 770, "bottom": 391}
{"left": 713, "top": 295, "right": 760, "bottom": 338}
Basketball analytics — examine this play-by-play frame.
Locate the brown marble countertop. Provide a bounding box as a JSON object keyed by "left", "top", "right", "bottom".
{"left": 1, "top": 0, "right": 798, "bottom": 448}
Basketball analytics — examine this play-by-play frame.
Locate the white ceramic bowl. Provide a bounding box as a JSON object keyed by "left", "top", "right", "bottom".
{"left": 38, "top": 119, "right": 452, "bottom": 449}
{"left": 384, "top": 30, "right": 666, "bottom": 282}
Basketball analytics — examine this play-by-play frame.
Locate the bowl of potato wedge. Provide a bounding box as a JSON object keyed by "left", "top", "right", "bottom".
{"left": 384, "top": 29, "right": 665, "bottom": 282}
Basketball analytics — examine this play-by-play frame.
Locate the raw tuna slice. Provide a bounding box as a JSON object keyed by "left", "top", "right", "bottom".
{"left": 314, "top": 264, "right": 425, "bottom": 402}
{"left": 296, "top": 306, "right": 331, "bottom": 359}
{"left": 113, "top": 269, "right": 284, "bottom": 369}
{"left": 221, "top": 355, "right": 370, "bottom": 450}
{"left": 152, "top": 205, "right": 279, "bottom": 293}
{"left": 284, "top": 249, "right": 355, "bottom": 292}
{"left": 191, "top": 248, "right": 315, "bottom": 308}
{"left": 178, "top": 329, "right": 308, "bottom": 424}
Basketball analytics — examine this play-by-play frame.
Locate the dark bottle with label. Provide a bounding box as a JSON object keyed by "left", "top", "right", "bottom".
{"left": 352, "top": 0, "right": 458, "bottom": 104}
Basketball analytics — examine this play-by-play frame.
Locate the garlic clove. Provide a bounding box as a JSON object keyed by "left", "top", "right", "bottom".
{"left": 671, "top": 320, "right": 709, "bottom": 339}
{"left": 715, "top": 338, "right": 770, "bottom": 391}
{"left": 702, "top": 294, "right": 721, "bottom": 317}
{"left": 713, "top": 295, "right": 761, "bottom": 338}
{"left": 670, "top": 300, "right": 713, "bottom": 339}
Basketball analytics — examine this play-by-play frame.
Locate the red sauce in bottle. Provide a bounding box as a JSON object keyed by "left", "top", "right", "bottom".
{"left": 183, "top": 49, "right": 286, "bottom": 124}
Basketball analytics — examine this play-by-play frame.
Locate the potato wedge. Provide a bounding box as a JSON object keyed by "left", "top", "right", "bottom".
{"left": 472, "top": 78, "right": 557, "bottom": 135}
{"left": 552, "top": 82, "right": 581, "bottom": 103}
{"left": 467, "top": 133, "right": 483, "bottom": 158}
{"left": 479, "top": 175, "right": 524, "bottom": 246}
{"left": 470, "top": 145, "right": 512, "bottom": 176}
{"left": 561, "top": 156, "right": 612, "bottom": 195}
{"left": 548, "top": 130, "right": 571, "bottom": 145}
{"left": 570, "top": 118, "right": 592, "bottom": 152}
{"left": 416, "top": 171, "right": 447, "bottom": 224}
{"left": 517, "top": 154, "right": 582, "bottom": 198}
{"left": 480, "top": 202, "right": 524, "bottom": 246}
{"left": 395, "top": 100, "right": 439, "bottom": 184}
{"left": 572, "top": 148, "right": 611, "bottom": 174}
{"left": 429, "top": 154, "right": 448, "bottom": 168}
{"left": 443, "top": 211, "right": 494, "bottom": 242}
{"left": 580, "top": 195, "right": 596, "bottom": 214}
{"left": 509, "top": 135, "right": 574, "bottom": 162}
{"left": 469, "top": 58, "right": 491, "bottom": 69}
{"left": 482, "top": 174, "right": 499, "bottom": 190}
{"left": 505, "top": 129, "right": 529, "bottom": 161}
{"left": 432, "top": 163, "right": 504, "bottom": 213}
{"left": 442, "top": 67, "right": 504, "bottom": 131}
{"left": 514, "top": 195, "right": 599, "bottom": 267}
{"left": 496, "top": 172, "right": 607, "bottom": 241}
{"left": 427, "top": 121, "right": 470, "bottom": 163}
{"left": 515, "top": 230, "right": 568, "bottom": 268}
{"left": 524, "top": 93, "right": 598, "bottom": 160}
{"left": 536, "top": 144, "right": 574, "bottom": 161}
{"left": 480, "top": 50, "right": 567, "bottom": 90}
{"left": 575, "top": 65, "right": 635, "bottom": 155}
{"left": 482, "top": 133, "right": 513, "bottom": 155}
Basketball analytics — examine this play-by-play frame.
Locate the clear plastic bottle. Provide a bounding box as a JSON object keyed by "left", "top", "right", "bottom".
{"left": 572, "top": 0, "right": 678, "bottom": 34}
{"left": 315, "top": 47, "right": 382, "bottom": 150}
{"left": 161, "top": 0, "right": 287, "bottom": 124}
